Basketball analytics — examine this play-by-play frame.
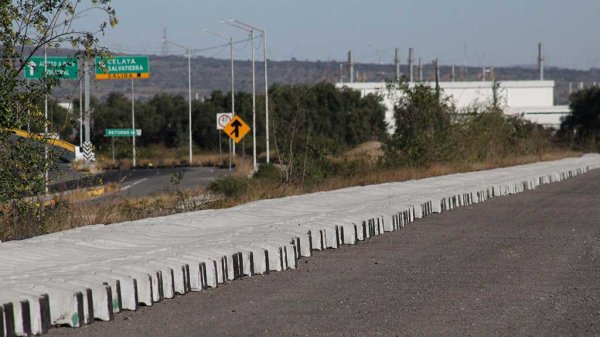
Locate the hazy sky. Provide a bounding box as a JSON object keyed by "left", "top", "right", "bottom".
{"left": 79, "top": 0, "right": 600, "bottom": 69}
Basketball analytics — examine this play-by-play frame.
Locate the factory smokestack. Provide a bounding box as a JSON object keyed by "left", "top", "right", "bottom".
{"left": 348, "top": 50, "right": 354, "bottom": 83}
{"left": 395, "top": 48, "right": 400, "bottom": 81}
{"left": 408, "top": 48, "right": 414, "bottom": 82}
{"left": 538, "top": 42, "right": 544, "bottom": 81}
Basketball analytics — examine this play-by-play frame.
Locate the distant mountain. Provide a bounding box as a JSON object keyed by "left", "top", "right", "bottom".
{"left": 47, "top": 53, "right": 600, "bottom": 105}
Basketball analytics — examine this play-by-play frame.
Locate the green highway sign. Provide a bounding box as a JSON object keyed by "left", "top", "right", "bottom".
{"left": 95, "top": 55, "right": 150, "bottom": 80}
{"left": 105, "top": 128, "right": 142, "bottom": 137}
{"left": 24, "top": 56, "right": 78, "bottom": 80}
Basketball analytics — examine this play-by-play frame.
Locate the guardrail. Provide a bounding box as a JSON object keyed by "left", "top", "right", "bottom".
{"left": 9, "top": 129, "right": 76, "bottom": 162}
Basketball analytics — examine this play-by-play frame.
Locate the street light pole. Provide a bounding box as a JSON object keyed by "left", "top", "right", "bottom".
{"left": 187, "top": 48, "right": 192, "bottom": 166}
{"left": 202, "top": 29, "right": 235, "bottom": 168}
{"left": 163, "top": 38, "right": 194, "bottom": 166}
{"left": 229, "top": 19, "right": 270, "bottom": 164}
{"left": 223, "top": 19, "right": 257, "bottom": 172}
{"left": 44, "top": 45, "right": 49, "bottom": 194}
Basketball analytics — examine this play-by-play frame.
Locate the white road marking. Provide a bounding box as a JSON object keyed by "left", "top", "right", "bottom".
{"left": 120, "top": 177, "right": 148, "bottom": 191}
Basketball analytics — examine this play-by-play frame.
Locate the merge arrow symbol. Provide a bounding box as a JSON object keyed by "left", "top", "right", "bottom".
{"left": 229, "top": 119, "right": 243, "bottom": 138}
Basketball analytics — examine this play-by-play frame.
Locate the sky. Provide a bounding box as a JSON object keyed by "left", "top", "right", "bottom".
{"left": 78, "top": 0, "right": 600, "bottom": 69}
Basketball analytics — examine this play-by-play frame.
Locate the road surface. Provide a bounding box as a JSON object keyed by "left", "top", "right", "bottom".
{"left": 51, "top": 166, "right": 230, "bottom": 198}
{"left": 47, "top": 169, "right": 600, "bottom": 337}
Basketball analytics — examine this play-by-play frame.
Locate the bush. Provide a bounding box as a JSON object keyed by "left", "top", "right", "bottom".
{"left": 208, "top": 175, "right": 249, "bottom": 197}
{"left": 254, "top": 163, "right": 283, "bottom": 182}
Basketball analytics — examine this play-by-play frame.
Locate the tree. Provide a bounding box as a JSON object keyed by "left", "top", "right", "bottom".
{"left": 384, "top": 81, "right": 454, "bottom": 167}
{"left": 0, "top": 0, "right": 117, "bottom": 203}
{"left": 270, "top": 82, "right": 387, "bottom": 183}
{"left": 559, "top": 87, "right": 600, "bottom": 150}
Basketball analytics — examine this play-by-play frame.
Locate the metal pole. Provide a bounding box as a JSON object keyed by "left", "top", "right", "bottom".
{"left": 112, "top": 136, "right": 115, "bottom": 161}
{"left": 131, "top": 79, "right": 136, "bottom": 168}
{"left": 230, "top": 36, "right": 236, "bottom": 158}
{"left": 26, "top": 79, "right": 30, "bottom": 132}
{"left": 219, "top": 131, "right": 223, "bottom": 163}
{"left": 188, "top": 49, "right": 192, "bottom": 166}
{"left": 79, "top": 74, "right": 83, "bottom": 147}
{"left": 84, "top": 58, "right": 90, "bottom": 145}
{"left": 228, "top": 138, "right": 232, "bottom": 171}
{"left": 44, "top": 46, "right": 48, "bottom": 194}
{"left": 251, "top": 29, "right": 257, "bottom": 171}
{"left": 263, "top": 29, "right": 270, "bottom": 164}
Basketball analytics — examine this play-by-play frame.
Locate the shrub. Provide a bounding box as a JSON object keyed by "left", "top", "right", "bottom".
{"left": 209, "top": 175, "right": 249, "bottom": 197}
{"left": 254, "top": 163, "right": 283, "bottom": 182}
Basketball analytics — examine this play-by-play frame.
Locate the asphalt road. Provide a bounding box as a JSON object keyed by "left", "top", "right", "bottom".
{"left": 48, "top": 169, "right": 600, "bottom": 337}
{"left": 51, "top": 166, "right": 231, "bottom": 198}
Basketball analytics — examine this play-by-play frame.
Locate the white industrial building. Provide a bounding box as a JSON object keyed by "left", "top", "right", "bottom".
{"left": 337, "top": 80, "right": 571, "bottom": 133}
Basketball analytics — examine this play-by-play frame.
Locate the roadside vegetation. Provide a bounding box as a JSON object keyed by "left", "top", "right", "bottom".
{"left": 1, "top": 76, "right": 587, "bottom": 241}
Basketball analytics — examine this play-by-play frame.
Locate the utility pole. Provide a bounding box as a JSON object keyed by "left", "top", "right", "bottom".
{"left": 83, "top": 58, "right": 92, "bottom": 162}
{"left": 224, "top": 19, "right": 268, "bottom": 171}
{"left": 163, "top": 38, "right": 194, "bottom": 166}
{"left": 79, "top": 76, "right": 83, "bottom": 147}
{"left": 131, "top": 79, "right": 136, "bottom": 168}
{"left": 162, "top": 27, "right": 169, "bottom": 55}
{"left": 203, "top": 29, "right": 235, "bottom": 168}
{"left": 44, "top": 45, "right": 48, "bottom": 193}
{"left": 187, "top": 49, "right": 192, "bottom": 165}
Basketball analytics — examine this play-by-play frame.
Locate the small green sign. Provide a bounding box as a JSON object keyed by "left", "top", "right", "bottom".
{"left": 24, "top": 56, "right": 79, "bottom": 79}
{"left": 95, "top": 56, "right": 150, "bottom": 80}
{"left": 105, "top": 129, "right": 142, "bottom": 137}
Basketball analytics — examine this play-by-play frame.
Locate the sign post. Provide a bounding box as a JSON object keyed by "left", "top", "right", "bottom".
{"left": 217, "top": 113, "right": 234, "bottom": 170}
{"left": 223, "top": 115, "right": 250, "bottom": 144}
{"left": 94, "top": 56, "right": 150, "bottom": 80}
{"left": 216, "top": 113, "right": 234, "bottom": 130}
{"left": 96, "top": 56, "right": 150, "bottom": 167}
{"left": 105, "top": 129, "right": 142, "bottom": 162}
{"left": 24, "top": 56, "right": 79, "bottom": 80}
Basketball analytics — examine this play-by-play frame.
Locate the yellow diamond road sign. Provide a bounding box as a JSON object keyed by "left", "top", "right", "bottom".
{"left": 223, "top": 115, "right": 250, "bottom": 143}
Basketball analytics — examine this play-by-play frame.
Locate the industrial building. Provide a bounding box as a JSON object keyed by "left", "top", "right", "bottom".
{"left": 336, "top": 80, "right": 571, "bottom": 133}
{"left": 337, "top": 44, "right": 570, "bottom": 133}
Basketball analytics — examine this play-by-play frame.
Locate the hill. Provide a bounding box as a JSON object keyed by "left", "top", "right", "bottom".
{"left": 48, "top": 52, "right": 600, "bottom": 105}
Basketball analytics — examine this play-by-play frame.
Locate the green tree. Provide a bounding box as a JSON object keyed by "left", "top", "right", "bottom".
{"left": 384, "top": 81, "right": 454, "bottom": 167}
{"left": 0, "top": 0, "right": 116, "bottom": 204}
{"left": 559, "top": 87, "right": 600, "bottom": 150}
{"left": 271, "top": 82, "right": 387, "bottom": 182}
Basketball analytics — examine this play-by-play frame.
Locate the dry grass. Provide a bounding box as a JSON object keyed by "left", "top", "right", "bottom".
{"left": 43, "top": 186, "right": 216, "bottom": 234}
{"left": 210, "top": 148, "right": 583, "bottom": 210}
{"left": 89, "top": 145, "right": 228, "bottom": 170}
{"left": 342, "top": 141, "right": 384, "bottom": 161}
